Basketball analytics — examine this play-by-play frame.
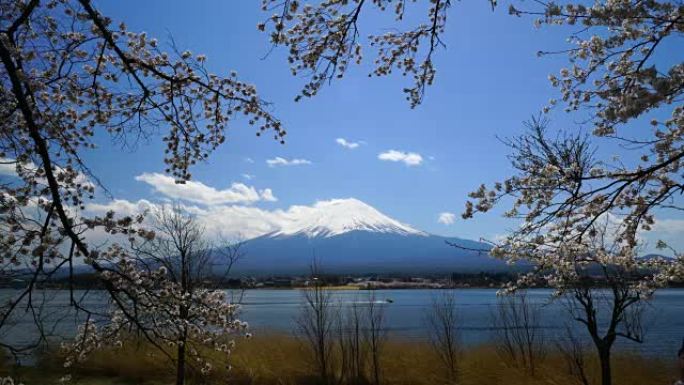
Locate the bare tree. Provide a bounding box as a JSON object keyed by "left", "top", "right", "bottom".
{"left": 563, "top": 277, "right": 647, "bottom": 385}
{"left": 335, "top": 308, "right": 351, "bottom": 385}
{"left": 556, "top": 325, "right": 591, "bottom": 385}
{"left": 425, "top": 290, "right": 460, "bottom": 384}
{"left": 336, "top": 299, "right": 367, "bottom": 385}
{"left": 542, "top": 219, "right": 651, "bottom": 385}
{"left": 213, "top": 235, "right": 248, "bottom": 305}
{"left": 363, "top": 290, "right": 387, "bottom": 385}
{"left": 491, "top": 291, "right": 546, "bottom": 376}
{"left": 347, "top": 301, "right": 366, "bottom": 384}
{"left": 297, "top": 259, "right": 336, "bottom": 384}
{"left": 213, "top": 234, "right": 247, "bottom": 281}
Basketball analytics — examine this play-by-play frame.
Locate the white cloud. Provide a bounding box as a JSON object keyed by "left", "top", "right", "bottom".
{"left": 259, "top": 188, "right": 277, "bottom": 202}
{"left": 82, "top": 199, "right": 305, "bottom": 240}
{"left": 378, "top": 150, "right": 423, "bottom": 166}
{"left": 87, "top": 199, "right": 155, "bottom": 216}
{"left": 242, "top": 173, "right": 255, "bottom": 180}
{"left": 336, "top": 138, "right": 360, "bottom": 149}
{"left": 85, "top": 199, "right": 270, "bottom": 239}
{"left": 244, "top": 157, "right": 255, "bottom": 163}
{"left": 266, "top": 157, "right": 312, "bottom": 167}
{"left": 438, "top": 212, "right": 456, "bottom": 225}
{"left": 135, "top": 172, "right": 277, "bottom": 205}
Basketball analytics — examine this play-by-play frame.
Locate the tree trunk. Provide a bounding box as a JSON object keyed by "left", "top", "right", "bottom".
{"left": 319, "top": 338, "right": 328, "bottom": 384}
{"left": 597, "top": 344, "right": 612, "bottom": 385}
{"left": 372, "top": 347, "right": 381, "bottom": 385}
{"left": 176, "top": 341, "right": 186, "bottom": 385}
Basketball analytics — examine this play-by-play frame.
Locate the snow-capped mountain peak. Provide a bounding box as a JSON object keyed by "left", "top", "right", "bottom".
{"left": 268, "top": 198, "right": 426, "bottom": 238}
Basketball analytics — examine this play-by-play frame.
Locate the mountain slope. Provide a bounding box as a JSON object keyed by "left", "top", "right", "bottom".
{"left": 217, "top": 198, "right": 508, "bottom": 275}
{"left": 236, "top": 230, "right": 505, "bottom": 275}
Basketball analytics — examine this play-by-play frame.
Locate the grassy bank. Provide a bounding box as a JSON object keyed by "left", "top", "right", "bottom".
{"left": 1, "top": 333, "right": 677, "bottom": 385}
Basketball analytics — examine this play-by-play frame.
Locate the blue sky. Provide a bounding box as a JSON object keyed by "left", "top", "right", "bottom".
{"left": 80, "top": 1, "right": 682, "bottom": 250}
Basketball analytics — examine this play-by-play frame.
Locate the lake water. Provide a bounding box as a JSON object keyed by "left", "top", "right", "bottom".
{"left": 238, "top": 288, "right": 684, "bottom": 357}
{"left": 1, "top": 288, "right": 682, "bottom": 359}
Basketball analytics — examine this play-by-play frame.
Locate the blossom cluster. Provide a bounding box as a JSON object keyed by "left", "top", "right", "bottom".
{"left": 260, "top": 0, "right": 451, "bottom": 107}
{"left": 63, "top": 261, "right": 247, "bottom": 378}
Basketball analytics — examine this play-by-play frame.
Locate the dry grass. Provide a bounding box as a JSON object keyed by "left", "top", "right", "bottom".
{"left": 1, "top": 333, "right": 677, "bottom": 385}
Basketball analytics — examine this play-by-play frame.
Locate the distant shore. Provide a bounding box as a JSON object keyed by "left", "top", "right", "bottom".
{"left": 3, "top": 270, "right": 683, "bottom": 290}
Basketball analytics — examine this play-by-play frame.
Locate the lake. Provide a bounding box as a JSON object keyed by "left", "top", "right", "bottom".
{"left": 1, "top": 288, "right": 682, "bottom": 359}
{"left": 238, "top": 288, "right": 684, "bottom": 357}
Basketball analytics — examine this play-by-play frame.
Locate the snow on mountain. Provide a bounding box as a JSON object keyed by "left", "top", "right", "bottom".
{"left": 227, "top": 198, "right": 507, "bottom": 275}
{"left": 267, "top": 198, "right": 426, "bottom": 238}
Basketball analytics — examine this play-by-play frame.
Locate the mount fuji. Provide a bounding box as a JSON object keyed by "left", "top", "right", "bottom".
{"left": 229, "top": 198, "right": 509, "bottom": 275}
